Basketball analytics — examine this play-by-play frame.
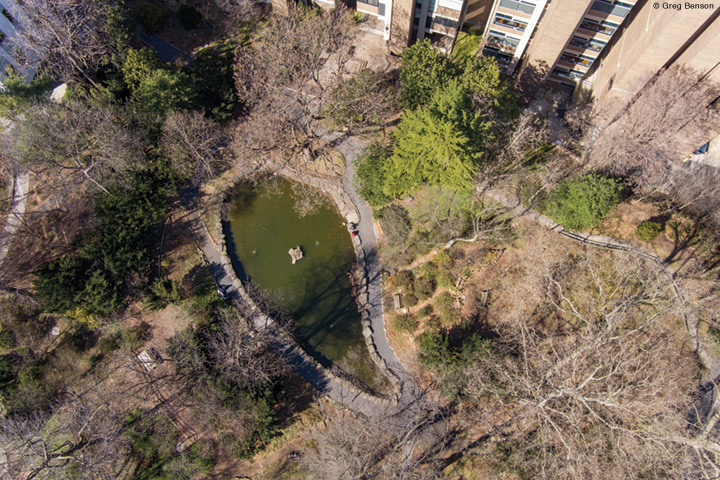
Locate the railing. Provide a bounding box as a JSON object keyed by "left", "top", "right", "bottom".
{"left": 590, "top": 0, "right": 631, "bottom": 17}
{"left": 499, "top": 0, "right": 536, "bottom": 14}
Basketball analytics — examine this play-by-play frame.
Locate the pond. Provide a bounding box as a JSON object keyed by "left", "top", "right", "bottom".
{"left": 223, "top": 176, "right": 386, "bottom": 389}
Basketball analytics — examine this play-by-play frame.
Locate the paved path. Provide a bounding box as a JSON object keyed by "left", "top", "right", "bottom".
{"left": 332, "top": 135, "right": 424, "bottom": 410}
{"left": 0, "top": 172, "right": 29, "bottom": 267}
{"left": 136, "top": 26, "right": 188, "bottom": 63}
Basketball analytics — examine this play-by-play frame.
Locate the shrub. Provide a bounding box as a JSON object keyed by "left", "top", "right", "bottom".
{"left": 134, "top": 2, "right": 164, "bottom": 33}
{"left": 417, "top": 305, "right": 434, "bottom": 319}
{"left": 544, "top": 173, "right": 621, "bottom": 230}
{"left": 392, "top": 314, "right": 418, "bottom": 334}
{"left": 636, "top": 220, "right": 662, "bottom": 242}
{"left": 404, "top": 293, "right": 419, "bottom": 307}
{"left": 98, "top": 334, "right": 121, "bottom": 354}
{"left": 434, "top": 292, "right": 458, "bottom": 326}
{"left": 177, "top": 4, "right": 201, "bottom": 30}
{"left": 394, "top": 270, "right": 415, "bottom": 293}
{"left": 414, "top": 275, "right": 436, "bottom": 300}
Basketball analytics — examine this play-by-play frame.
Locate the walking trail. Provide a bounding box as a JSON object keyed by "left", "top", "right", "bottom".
{"left": 0, "top": 172, "right": 29, "bottom": 267}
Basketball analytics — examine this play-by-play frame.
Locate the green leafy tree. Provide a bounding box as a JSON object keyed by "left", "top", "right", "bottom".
{"left": 122, "top": 47, "right": 164, "bottom": 92}
{"left": 383, "top": 81, "right": 492, "bottom": 198}
{"left": 190, "top": 42, "right": 237, "bottom": 119}
{"left": 134, "top": 2, "right": 164, "bottom": 33}
{"left": 398, "top": 39, "right": 456, "bottom": 110}
{"left": 545, "top": 173, "right": 621, "bottom": 230}
{"left": 460, "top": 56, "right": 517, "bottom": 117}
{"left": 0, "top": 75, "right": 55, "bottom": 117}
{"left": 136, "top": 70, "right": 196, "bottom": 118}
{"left": 354, "top": 143, "right": 392, "bottom": 207}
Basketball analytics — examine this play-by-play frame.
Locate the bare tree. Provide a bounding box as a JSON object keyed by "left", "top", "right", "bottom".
{"left": 0, "top": 391, "right": 127, "bottom": 480}
{"left": 324, "top": 68, "right": 398, "bottom": 133}
{"left": 5, "top": 0, "right": 117, "bottom": 86}
{"left": 589, "top": 65, "right": 720, "bottom": 193}
{"left": 233, "top": 4, "right": 356, "bottom": 162}
{"left": 6, "top": 100, "right": 144, "bottom": 194}
{"left": 161, "top": 111, "right": 227, "bottom": 181}
{"left": 207, "top": 308, "right": 289, "bottom": 389}
{"left": 460, "top": 251, "right": 710, "bottom": 479}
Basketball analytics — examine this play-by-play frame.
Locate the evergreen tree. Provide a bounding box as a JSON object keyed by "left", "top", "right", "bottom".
{"left": 398, "top": 39, "right": 456, "bottom": 110}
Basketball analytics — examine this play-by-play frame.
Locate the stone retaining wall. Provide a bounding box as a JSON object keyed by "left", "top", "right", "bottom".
{"left": 208, "top": 168, "right": 402, "bottom": 408}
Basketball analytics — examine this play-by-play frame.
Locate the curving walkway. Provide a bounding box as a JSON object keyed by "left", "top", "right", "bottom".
{"left": 186, "top": 200, "right": 398, "bottom": 418}
{"left": 333, "top": 135, "right": 425, "bottom": 410}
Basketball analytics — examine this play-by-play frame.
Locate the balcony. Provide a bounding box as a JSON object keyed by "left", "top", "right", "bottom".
{"left": 498, "top": 0, "right": 536, "bottom": 15}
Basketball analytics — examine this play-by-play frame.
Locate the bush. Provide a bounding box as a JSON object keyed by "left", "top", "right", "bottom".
{"left": 134, "top": 2, "right": 165, "bottom": 33}
{"left": 414, "top": 275, "right": 436, "bottom": 300}
{"left": 98, "top": 334, "right": 121, "bottom": 354}
{"left": 394, "top": 270, "right": 415, "bottom": 293}
{"left": 392, "top": 314, "right": 418, "bottom": 334}
{"left": 403, "top": 293, "right": 418, "bottom": 307}
{"left": 636, "top": 220, "right": 662, "bottom": 242}
{"left": 434, "top": 292, "right": 458, "bottom": 326}
{"left": 417, "top": 305, "right": 434, "bottom": 319}
{"left": 544, "top": 173, "right": 621, "bottom": 230}
{"left": 177, "top": 4, "right": 201, "bottom": 30}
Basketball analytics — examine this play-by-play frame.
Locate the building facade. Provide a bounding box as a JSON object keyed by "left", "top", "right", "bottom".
{"left": 0, "top": 0, "right": 37, "bottom": 84}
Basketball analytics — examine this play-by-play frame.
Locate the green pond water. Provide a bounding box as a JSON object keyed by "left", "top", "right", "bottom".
{"left": 223, "top": 177, "right": 369, "bottom": 371}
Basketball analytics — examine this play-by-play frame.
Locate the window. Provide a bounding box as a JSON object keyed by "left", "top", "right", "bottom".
{"left": 552, "top": 67, "right": 585, "bottom": 81}
{"left": 485, "top": 30, "right": 520, "bottom": 53}
{"left": 498, "top": 0, "right": 536, "bottom": 15}
{"left": 591, "top": 0, "right": 632, "bottom": 16}
{"left": 569, "top": 35, "right": 607, "bottom": 52}
{"left": 493, "top": 13, "right": 527, "bottom": 31}
{"left": 483, "top": 47, "right": 513, "bottom": 65}
{"left": 579, "top": 18, "right": 620, "bottom": 35}
{"left": 432, "top": 16, "right": 459, "bottom": 29}
{"left": 560, "top": 52, "right": 595, "bottom": 66}
{"left": 358, "top": 0, "right": 380, "bottom": 6}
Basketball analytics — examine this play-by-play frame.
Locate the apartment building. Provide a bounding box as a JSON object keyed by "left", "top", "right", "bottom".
{"left": 0, "top": 0, "right": 36, "bottom": 84}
